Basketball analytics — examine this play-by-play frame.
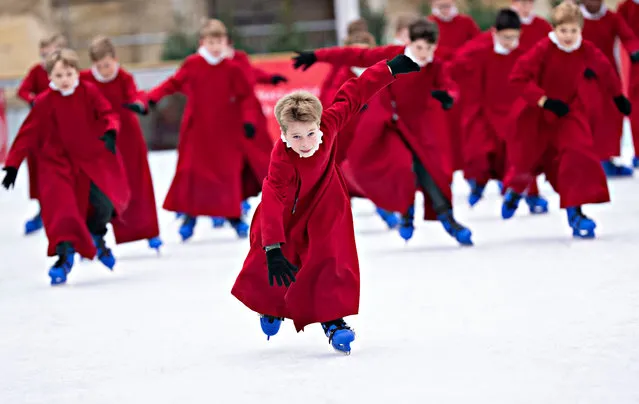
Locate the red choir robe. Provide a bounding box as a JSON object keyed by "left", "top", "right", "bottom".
{"left": 430, "top": 13, "right": 481, "bottom": 171}
{"left": 146, "top": 51, "right": 258, "bottom": 218}
{"left": 231, "top": 61, "right": 395, "bottom": 331}
{"left": 313, "top": 45, "right": 458, "bottom": 219}
{"left": 16, "top": 63, "right": 50, "bottom": 200}
{"left": 581, "top": 5, "right": 639, "bottom": 159}
{"left": 505, "top": 36, "right": 620, "bottom": 208}
{"left": 5, "top": 81, "right": 130, "bottom": 258}
{"left": 518, "top": 15, "right": 553, "bottom": 51}
{"left": 617, "top": 0, "right": 639, "bottom": 158}
{"left": 80, "top": 67, "right": 160, "bottom": 244}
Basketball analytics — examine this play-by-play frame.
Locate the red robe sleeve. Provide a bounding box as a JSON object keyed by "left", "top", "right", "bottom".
{"left": 315, "top": 45, "right": 403, "bottom": 68}
{"left": 147, "top": 58, "right": 191, "bottom": 103}
{"left": 4, "top": 94, "right": 48, "bottom": 168}
{"left": 230, "top": 65, "right": 258, "bottom": 126}
{"left": 252, "top": 65, "right": 274, "bottom": 85}
{"left": 613, "top": 12, "right": 639, "bottom": 54}
{"left": 86, "top": 83, "right": 120, "bottom": 134}
{"left": 509, "top": 41, "right": 549, "bottom": 106}
{"left": 433, "top": 60, "right": 460, "bottom": 100}
{"left": 585, "top": 43, "right": 624, "bottom": 97}
{"left": 617, "top": 1, "right": 630, "bottom": 21}
{"left": 121, "top": 70, "right": 140, "bottom": 104}
{"left": 17, "top": 66, "right": 40, "bottom": 105}
{"left": 260, "top": 148, "right": 296, "bottom": 246}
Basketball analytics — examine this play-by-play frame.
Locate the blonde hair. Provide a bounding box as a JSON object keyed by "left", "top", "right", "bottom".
{"left": 89, "top": 35, "right": 116, "bottom": 61}
{"left": 347, "top": 19, "right": 369, "bottom": 35}
{"left": 274, "top": 91, "right": 323, "bottom": 133}
{"left": 39, "top": 33, "right": 67, "bottom": 49}
{"left": 199, "top": 19, "right": 228, "bottom": 39}
{"left": 45, "top": 48, "right": 80, "bottom": 74}
{"left": 344, "top": 31, "right": 376, "bottom": 47}
{"left": 552, "top": 2, "right": 584, "bottom": 28}
{"left": 395, "top": 13, "right": 420, "bottom": 34}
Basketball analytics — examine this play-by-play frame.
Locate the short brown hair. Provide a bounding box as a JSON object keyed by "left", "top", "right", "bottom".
{"left": 409, "top": 19, "right": 438, "bottom": 44}
{"left": 39, "top": 33, "right": 67, "bottom": 49}
{"left": 274, "top": 91, "right": 323, "bottom": 133}
{"left": 89, "top": 35, "right": 116, "bottom": 61}
{"left": 551, "top": 2, "right": 584, "bottom": 28}
{"left": 347, "top": 19, "right": 369, "bottom": 35}
{"left": 344, "top": 31, "right": 376, "bottom": 47}
{"left": 45, "top": 48, "right": 80, "bottom": 74}
{"left": 199, "top": 19, "right": 228, "bottom": 39}
{"left": 395, "top": 13, "right": 420, "bottom": 34}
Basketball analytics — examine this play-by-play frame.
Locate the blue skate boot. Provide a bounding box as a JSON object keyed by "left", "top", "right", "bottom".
{"left": 497, "top": 181, "right": 504, "bottom": 193}
{"left": 398, "top": 206, "right": 415, "bottom": 241}
{"left": 501, "top": 189, "right": 522, "bottom": 219}
{"left": 147, "top": 236, "right": 163, "bottom": 252}
{"left": 48, "top": 242, "right": 75, "bottom": 286}
{"left": 525, "top": 194, "right": 549, "bottom": 214}
{"left": 24, "top": 211, "right": 43, "bottom": 235}
{"left": 321, "top": 318, "right": 355, "bottom": 355}
{"left": 633, "top": 157, "right": 639, "bottom": 168}
{"left": 566, "top": 206, "right": 596, "bottom": 239}
{"left": 229, "top": 218, "right": 249, "bottom": 239}
{"left": 260, "top": 315, "right": 284, "bottom": 340}
{"left": 602, "top": 160, "right": 633, "bottom": 177}
{"left": 179, "top": 216, "right": 197, "bottom": 241}
{"left": 375, "top": 206, "right": 399, "bottom": 229}
{"left": 211, "top": 217, "right": 225, "bottom": 228}
{"left": 437, "top": 210, "right": 473, "bottom": 246}
{"left": 92, "top": 234, "right": 115, "bottom": 270}
{"left": 175, "top": 212, "right": 185, "bottom": 219}
{"left": 241, "top": 200, "right": 251, "bottom": 216}
{"left": 467, "top": 180, "right": 485, "bottom": 207}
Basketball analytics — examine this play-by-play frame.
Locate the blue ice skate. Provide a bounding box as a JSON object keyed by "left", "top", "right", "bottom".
{"left": 179, "top": 216, "right": 197, "bottom": 241}
{"left": 437, "top": 211, "right": 473, "bottom": 246}
{"left": 211, "top": 217, "right": 225, "bottom": 228}
{"left": 241, "top": 200, "right": 251, "bottom": 216}
{"left": 497, "top": 181, "right": 504, "bottom": 193}
{"left": 501, "top": 189, "right": 522, "bottom": 219}
{"left": 48, "top": 244, "right": 75, "bottom": 285}
{"left": 260, "top": 315, "right": 283, "bottom": 340}
{"left": 398, "top": 206, "right": 414, "bottom": 241}
{"left": 467, "top": 180, "right": 485, "bottom": 207}
{"left": 175, "top": 212, "right": 185, "bottom": 219}
{"left": 633, "top": 157, "right": 639, "bottom": 168}
{"left": 230, "top": 219, "right": 249, "bottom": 239}
{"left": 322, "top": 319, "right": 355, "bottom": 355}
{"left": 525, "top": 195, "right": 549, "bottom": 214}
{"left": 148, "top": 237, "right": 163, "bottom": 252}
{"left": 566, "top": 207, "right": 596, "bottom": 239}
{"left": 602, "top": 160, "right": 633, "bottom": 177}
{"left": 93, "top": 234, "right": 115, "bottom": 270}
{"left": 375, "top": 207, "right": 399, "bottom": 229}
{"left": 24, "top": 212, "right": 43, "bottom": 235}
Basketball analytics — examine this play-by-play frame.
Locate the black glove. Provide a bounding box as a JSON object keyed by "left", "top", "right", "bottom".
{"left": 266, "top": 247, "right": 298, "bottom": 287}
{"left": 270, "top": 74, "right": 288, "bottom": 85}
{"left": 543, "top": 98, "right": 570, "bottom": 117}
{"left": 2, "top": 167, "right": 17, "bottom": 190}
{"left": 292, "top": 51, "right": 317, "bottom": 71}
{"left": 613, "top": 95, "right": 632, "bottom": 116}
{"left": 584, "top": 68, "right": 597, "bottom": 80}
{"left": 386, "top": 54, "right": 420, "bottom": 76}
{"left": 630, "top": 51, "right": 639, "bottom": 63}
{"left": 431, "top": 90, "right": 454, "bottom": 110}
{"left": 123, "top": 102, "right": 147, "bottom": 115}
{"left": 244, "top": 123, "right": 256, "bottom": 139}
{"left": 100, "top": 130, "right": 117, "bottom": 154}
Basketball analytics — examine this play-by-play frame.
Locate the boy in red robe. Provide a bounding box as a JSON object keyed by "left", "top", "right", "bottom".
{"left": 293, "top": 20, "right": 473, "bottom": 246}
{"left": 617, "top": 0, "right": 639, "bottom": 168}
{"left": 81, "top": 36, "right": 162, "bottom": 252}
{"left": 502, "top": 2, "right": 632, "bottom": 238}
{"left": 580, "top": 0, "right": 639, "bottom": 176}
{"left": 450, "top": 9, "right": 548, "bottom": 214}
{"left": 511, "top": 0, "right": 553, "bottom": 51}
{"left": 2, "top": 49, "right": 130, "bottom": 284}
{"left": 141, "top": 20, "right": 258, "bottom": 241}
{"left": 429, "top": 0, "right": 481, "bottom": 172}
{"left": 231, "top": 55, "right": 419, "bottom": 355}
{"left": 16, "top": 33, "right": 66, "bottom": 235}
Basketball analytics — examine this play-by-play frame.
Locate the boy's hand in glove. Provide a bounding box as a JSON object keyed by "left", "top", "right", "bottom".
{"left": 292, "top": 51, "right": 317, "bottom": 71}
{"left": 270, "top": 74, "right": 288, "bottom": 85}
{"left": 123, "top": 102, "right": 147, "bottom": 115}
{"left": 614, "top": 95, "right": 632, "bottom": 116}
{"left": 266, "top": 247, "right": 298, "bottom": 287}
{"left": 584, "top": 68, "right": 597, "bottom": 80}
{"left": 542, "top": 98, "right": 570, "bottom": 117}
{"left": 100, "top": 130, "right": 117, "bottom": 154}
{"left": 244, "top": 123, "right": 256, "bottom": 139}
{"left": 2, "top": 167, "right": 17, "bottom": 190}
{"left": 431, "top": 90, "right": 454, "bottom": 110}
{"left": 386, "top": 54, "right": 420, "bottom": 76}
{"left": 630, "top": 51, "right": 639, "bottom": 63}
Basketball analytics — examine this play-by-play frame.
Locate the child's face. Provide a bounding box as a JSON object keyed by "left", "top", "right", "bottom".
{"left": 201, "top": 35, "right": 228, "bottom": 58}
{"left": 408, "top": 39, "right": 437, "bottom": 65}
{"left": 582, "top": 0, "right": 603, "bottom": 13}
{"left": 283, "top": 121, "right": 321, "bottom": 158}
{"left": 40, "top": 44, "right": 55, "bottom": 60}
{"left": 432, "top": 0, "right": 456, "bottom": 18}
{"left": 94, "top": 55, "right": 118, "bottom": 78}
{"left": 49, "top": 61, "right": 79, "bottom": 92}
{"left": 494, "top": 28, "right": 521, "bottom": 51}
{"left": 511, "top": 0, "right": 535, "bottom": 18}
{"left": 554, "top": 23, "right": 581, "bottom": 48}
{"left": 395, "top": 28, "right": 410, "bottom": 45}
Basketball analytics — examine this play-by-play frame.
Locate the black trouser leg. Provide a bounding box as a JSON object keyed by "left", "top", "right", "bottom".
{"left": 86, "top": 182, "right": 114, "bottom": 237}
{"left": 412, "top": 154, "right": 451, "bottom": 215}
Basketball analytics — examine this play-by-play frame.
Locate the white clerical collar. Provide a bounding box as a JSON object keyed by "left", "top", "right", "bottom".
{"left": 548, "top": 31, "right": 582, "bottom": 53}
{"left": 404, "top": 46, "right": 432, "bottom": 67}
{"left": 350, "top": 67, "right": 367, "bottom": 77}
{"left": 198, "top": 46, "right": 224, "bottom": 65}
{"left": 393, "top": 38, "right": 406, "bottom": 45}
{"left": 49, "top": 79, "right": 79, "bottom": 96}
{"left": 580, "top": 4, "right": 607, "bottom": 20}
{"left": 281, "top": 130, "right": 324, "bottom": 158}
{"left": 432, "top": 6, "right": 459, "bottom": 22}
{"left": 493, "top": 33, "right": 518, "bottom": 55}
{"left": 634, "top": 0, "right": 639, "bottom": 5}
{"left": 516, "top": 11, "right": 535, "bottom": 25}
{"left": 91, "top": 64, "right": 120, "bottom": 83}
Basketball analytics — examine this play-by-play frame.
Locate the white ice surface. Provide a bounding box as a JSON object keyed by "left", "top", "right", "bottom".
{"left": 1, "top": 144, "right": 639, "bottom": 404}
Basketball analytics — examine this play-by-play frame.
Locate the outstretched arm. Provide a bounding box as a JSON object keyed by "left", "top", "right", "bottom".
{"left": 261, "top": 149, "right": 296, "bottom": 247}
{"left": 314, "top": 45, "right": 403, "bottom": 68}
{"left": 147, "top": 60, "right": 190, "bottom": 103}
{"left": 4, "top": 99, "right": 46, "bottom": 169}
{"left": 509, "top": 42, "right": 548, "bottom": 106}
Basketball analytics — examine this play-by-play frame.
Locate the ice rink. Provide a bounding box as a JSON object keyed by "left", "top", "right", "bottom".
{"left": 1, "top": 145, "right": 639, "bottom": 403}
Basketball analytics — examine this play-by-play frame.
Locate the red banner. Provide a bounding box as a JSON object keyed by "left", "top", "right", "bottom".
{"left": 0, "top": 89, "right": 7, "bottom": 163}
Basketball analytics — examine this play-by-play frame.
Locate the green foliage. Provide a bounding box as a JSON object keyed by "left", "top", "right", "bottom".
{"left": 161, "top": 13, "right": 198, "bottom": 61}
{"left": 266, "top": 0, "right": 307, "bottom": 52}
{"left": 359, "top": 0, "right": 387, "bottom": 45}
{"left": 466, "top": 0, "right": 497, "bottom": 31}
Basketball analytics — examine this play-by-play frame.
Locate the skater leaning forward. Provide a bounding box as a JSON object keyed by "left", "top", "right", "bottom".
{"left": 231, "top": 54, "right": 421, "bottom": 355}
